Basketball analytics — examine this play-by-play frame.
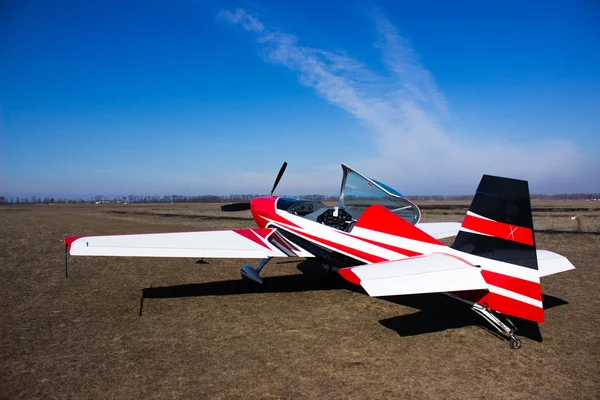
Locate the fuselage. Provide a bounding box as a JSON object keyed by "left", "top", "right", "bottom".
{"left": 248, "top": 195, "right": 544, "bottom": 322}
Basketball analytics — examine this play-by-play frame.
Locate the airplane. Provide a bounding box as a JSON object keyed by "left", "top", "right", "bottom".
{"left": 62, "top": 162, "right": 575, "bottom": 349}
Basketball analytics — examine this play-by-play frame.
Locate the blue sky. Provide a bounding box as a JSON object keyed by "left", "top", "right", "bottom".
{"left": 1, "top": 0, "right": 599, "bottom": 198}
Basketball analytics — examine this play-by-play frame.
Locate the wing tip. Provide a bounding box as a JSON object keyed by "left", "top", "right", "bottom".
{"left": 62, "top": 236, "right": 83, "bottom": 253}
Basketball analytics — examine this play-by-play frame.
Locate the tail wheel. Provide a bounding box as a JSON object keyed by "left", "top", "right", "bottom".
{"left": 509, "top": 337, "right": 522, "bottom": 350}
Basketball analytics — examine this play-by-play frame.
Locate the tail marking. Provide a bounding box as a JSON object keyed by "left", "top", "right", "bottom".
{"left": 462, "top": 211, "right": 534, "bottom": 246}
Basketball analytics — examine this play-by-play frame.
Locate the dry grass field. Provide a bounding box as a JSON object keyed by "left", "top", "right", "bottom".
{"left": 1, "top": 202, "right": 599, "bottom": 399}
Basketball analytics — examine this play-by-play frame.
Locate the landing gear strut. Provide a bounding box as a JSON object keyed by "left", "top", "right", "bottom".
{"left": 240, "top": 257, "right": 272, "bottom": 284}
{"left": 445, "top": 293, "right": 522, "bottom": 350}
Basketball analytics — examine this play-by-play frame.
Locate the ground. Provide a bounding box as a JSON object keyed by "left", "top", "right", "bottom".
{"left": 0, "top": 202, "right": 598, "bottom": 399}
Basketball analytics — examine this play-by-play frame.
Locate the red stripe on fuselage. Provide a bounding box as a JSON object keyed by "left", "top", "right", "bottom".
{"left": 355, "top": 205, "right": 442, "bottom": 245}
{"left": 283, "top": 226, "right": 387, "bottom": 264}
{"left": 456, "top": 290, "right": 544, "bottom": 322}
{"left": 462, "top": 214, "right": 534, "bottom": 246}
{"left": 481, "top": 270, "right": 542, "bottom": 301}
{"left": 477, "top": 291, "right": 544, "bottom": 322}
{"left": 343, "top": 232, "right": 422, "bottom": 258}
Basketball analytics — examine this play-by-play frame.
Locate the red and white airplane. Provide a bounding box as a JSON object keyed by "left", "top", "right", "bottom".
{"left": 63, "top": 162, "right": 574, "bottom": 349}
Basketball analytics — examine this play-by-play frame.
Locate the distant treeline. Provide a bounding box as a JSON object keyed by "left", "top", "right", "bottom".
{"left": 0, "top": 194, "right": 338, "bottom": 205}
{"left": 410, "top": 193, "right": 600, "bottom": 201}
{"left": 1, "top": 192, "right": 599, "bottom": 205}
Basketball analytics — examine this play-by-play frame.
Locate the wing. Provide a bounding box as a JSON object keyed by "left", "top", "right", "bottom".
{"left": 415, "top": 222, "right": 461, "bottom": 239}
{"left": 339, "top": 253, "right": 487, "bottom": 297}
{"left": 63, "top": 228, "right": 313, "bottom": 259}
{"left": 537, "top": 250, "right": 575, "bottom": 277}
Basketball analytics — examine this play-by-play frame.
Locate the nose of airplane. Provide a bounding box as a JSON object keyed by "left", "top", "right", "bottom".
{"left": 250, "top": 196, "right": 278, "bottom": 228}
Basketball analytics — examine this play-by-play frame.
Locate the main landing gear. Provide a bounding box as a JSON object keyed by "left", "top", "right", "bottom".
{"left": 445, "top": 293, "right": 522, "bottom": 350}
{"left": 240, "top": 257, "right": 272, "bottom": 284}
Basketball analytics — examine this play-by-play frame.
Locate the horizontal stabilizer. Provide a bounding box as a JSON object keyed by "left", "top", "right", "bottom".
{"left": 416, "top": 222, "right": 461, "bottom": 239}
{"left": 63, "top": 229, "right": 293, "bottom": 259}
{"left": 340, "top": 253, "right": 487, "bottom": 297}
{"left": 537, "top": 250, "right": 576, "bottom": 277}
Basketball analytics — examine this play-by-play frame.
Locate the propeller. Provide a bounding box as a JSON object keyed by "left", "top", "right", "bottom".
{"left": 270, "top": 161, "right": 287, "bottom": 196}
{"left": 220, "top": 202, "right": 251, "bottom": 212}
{"left": 220, "top": 161, "right": 288, "bottom": 212}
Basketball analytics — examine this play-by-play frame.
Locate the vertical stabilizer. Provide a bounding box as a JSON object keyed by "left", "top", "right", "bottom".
{"left": 452, "top": 175, "right": 538, "bottom": 270}
{"left": 452, "top": 175, "right": 544, "bottom": 322}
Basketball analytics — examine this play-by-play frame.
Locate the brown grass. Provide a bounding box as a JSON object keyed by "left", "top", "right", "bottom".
{"left": 0, "top": 202, "right": 599, "bottom": 399}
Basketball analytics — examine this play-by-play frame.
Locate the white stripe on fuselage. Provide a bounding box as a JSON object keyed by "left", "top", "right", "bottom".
{"left": 268, "top": 212, "right": 413, "bottom": 261}
{"left": 459, "top": 227, "right": 492, "bottom": 237}
{"left": 488, "top": 285, "right": 543, "bottom": 308}
{"left": 271, "top": 210, "right": 540, "bottom": 283}
{"left": 351, "top": 225, "right": 540, "bottom": 282}
{"left": 466, "top": 211, "right": 494, "bottom": 221}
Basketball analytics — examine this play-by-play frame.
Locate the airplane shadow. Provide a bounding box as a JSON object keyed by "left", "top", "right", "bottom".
{"left": 140, "top": 259, "right": 568, "bottom": 343}
{"left": 141, "top": 260, "right": 356, "bottom": 300}
{"left": 378, "top": 293, "right": 568, "bottom": 343}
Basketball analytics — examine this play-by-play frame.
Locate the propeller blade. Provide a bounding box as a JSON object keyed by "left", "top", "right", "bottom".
{"left": 221, "top": 202, "right": 251, "bottom": 212}
{"left": 270, "top": 161, "right": 288, "bottom": 196}
{"left": 222, "top": 161, "right": 287, "bottom": 211}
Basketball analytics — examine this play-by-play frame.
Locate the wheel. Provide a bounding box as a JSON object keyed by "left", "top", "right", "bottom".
{"left": 509, "top": 337, "right": 522, "bottom": 350}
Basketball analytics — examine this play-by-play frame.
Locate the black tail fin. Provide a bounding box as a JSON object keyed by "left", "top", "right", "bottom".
{"left": 452, "top": 175, "right": 538, "bottom": 270}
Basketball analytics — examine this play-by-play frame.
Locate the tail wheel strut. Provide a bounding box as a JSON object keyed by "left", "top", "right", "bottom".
{"left": 472, "top": 303, "right": 522, "bottom": 350}
{"left": 444, "top": 293, "right": 523, "bottom": 350}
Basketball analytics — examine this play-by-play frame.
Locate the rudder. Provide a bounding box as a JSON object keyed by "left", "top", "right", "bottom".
{"left": 452, "top": 175, "right": 538, "bottom": 270}
{"left": 452, "top": 175, "right": 546, "bottom": 322}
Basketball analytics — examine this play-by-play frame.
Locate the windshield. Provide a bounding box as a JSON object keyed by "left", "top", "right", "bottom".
{"left": 339, "top": 165, "right": 421, "bottom": 225}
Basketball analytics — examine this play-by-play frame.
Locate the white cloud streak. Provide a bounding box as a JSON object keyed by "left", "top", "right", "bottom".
{"left": 217, "top": 8, "right": 594, "bottom": 194}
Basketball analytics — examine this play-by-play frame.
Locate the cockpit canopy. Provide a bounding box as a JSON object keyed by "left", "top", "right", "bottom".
{"left": 338, "top": 164, "right": 421, "bottom": 225}
{"left": 275, "top": 163, "right": 421, "bottom": 229}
